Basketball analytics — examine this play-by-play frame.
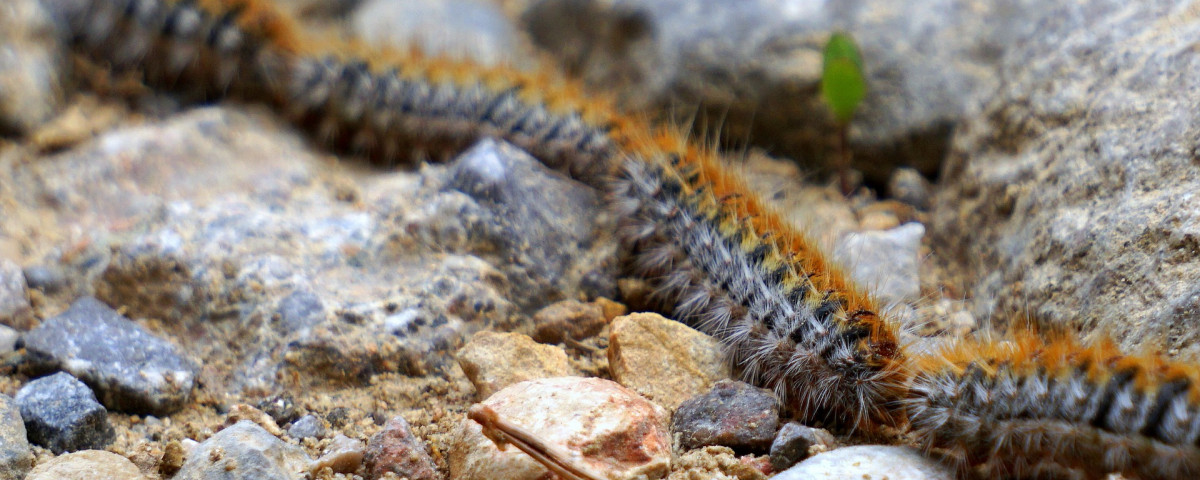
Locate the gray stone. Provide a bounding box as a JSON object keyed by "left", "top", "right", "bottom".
{"left": 0, "top": 325, "right": 18, "bottom": 353}
{"left": 23, "top": 297, "right": 199, "bottom": 415}
{"left": 0, "top": 259, "right": 30, "bottom": 325}
{"left": 522, "top": 0, "right": 1047, "bottom": 183}
{"left": 16, "top": 372, "right": 114, "bottom": 454}
{"left": 22, "top": 264, "right": 67, "bottom": 293}
{"left": 175, "top": 420, "right": 311, "bottom": 480}
{"left": 287, "top": 414, "right": 326, "bottom": 440}
{"left": 769, "top": 422, "right": 835, "bottom": 471}
{"left": 0, "top": 0, "right": 64, "bottom": 135}
{"left": 833, "top": 222, "right": 924, "bottom": 303}
{"left": 0, "top": 394, "right": 32, "bottom": 480}
{"left": 352, "top": 0, "right": 522, "bottom": 67}
{"left": 671, "top": 380, "right": 779, "bottom": 453}
{"left": 774, "top": 445, "right": 952, "bottom": 480}
{"left": 930, "top": 0, "right": 1200, "bottom": 355}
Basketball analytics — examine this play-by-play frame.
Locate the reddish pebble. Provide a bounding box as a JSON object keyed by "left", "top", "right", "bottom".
{"left": 363, "top": 416, "right": 439, "bottom": 480}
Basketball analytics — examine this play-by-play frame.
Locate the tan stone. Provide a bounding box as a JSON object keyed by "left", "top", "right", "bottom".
{"left": 608, "top": 312, "right": 731, "bottom": 410}
{"left": 456, "top": 331, "right": 575, "bottom": 399}
{"left": 27, "top": 450, "right": 146, "bottom": 480}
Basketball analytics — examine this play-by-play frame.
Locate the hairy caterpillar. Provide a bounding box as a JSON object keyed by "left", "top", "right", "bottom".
{"left": 42, "top": 0, "right": 1200, "bottom": 478}
{"left": 906, "top": 333, "right": 1200, "bottom": 479}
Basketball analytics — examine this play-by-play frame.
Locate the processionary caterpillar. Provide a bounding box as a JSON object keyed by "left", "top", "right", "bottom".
{"left": 39, "top": 0, "right": 1200, "bottom": 477}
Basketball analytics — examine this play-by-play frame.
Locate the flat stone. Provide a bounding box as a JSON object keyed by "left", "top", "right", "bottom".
{"left": 363, "top": 416, "right": 439, "bottom": 480}
{"left": 16, "top": 372, "right": 114, "bottom": 454}
{"left": 174, "top": 420, "right": 312, "bottom": 480}
{"left": 456, "top": 331, "right": 575, "bottom": 399}
{"left": 769, "top": 422, "right": 836, "bottom": 470}
{"left": 22, "top": 296, "right": 198, "bottom": 415}
{"left": 310, "top": 434, "right": 365, "bottom": 475}
{"left": 671, "top": 380, "right": 780, "bottom": 453}
{"left": 450, "top": 377, "right": 670, "bottom": 480}
{"left": 530, "top": 299, "right": 609, "bottom": 344}
{"left": 833, "top": 222, "right": 925, "bottom": 303}
{"left": 774, "top": 445, "right": 953, "bottom": 480}
{"left": 608, "top": 312, "right": 731, "bottom": 410}
{"left": 0, "top": 394, "right": 32, "bottom": 480}
{"left": 25, "top": 450, "right": 145, "bottom": 480}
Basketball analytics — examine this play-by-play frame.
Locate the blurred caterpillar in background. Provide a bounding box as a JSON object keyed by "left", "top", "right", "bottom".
{"left": 38, "top": 0, "right": 1200, "bottom": 478}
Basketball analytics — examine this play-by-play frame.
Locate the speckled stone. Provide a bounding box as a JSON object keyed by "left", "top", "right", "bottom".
{"left": 774, "top": 445, "right": 953, "bottom": 480}
{"left": 769, "top": 422, "right": 836, "bottom": 470}
{"left": 22, "top": 297, "right": 198, "bottom": 415}
{"left": 456, "top": 331, "right": 575, "bottom": 399}
{"left": 0, "top": 394, "right": 32, "bottom": 480}
{"left": 25, "top": 450, "right": 145, "bottom": 480}
{"left": 363, "top": 416, "right": 439, "bottom": 480}
{"left": 174, "top": 420, "right": 312, "bottom": 480}
{"left": 671, "top": 380, "right": 780, "bottom": 453}
{"left": 608, "top": 312, "right": 731, "bottom": 410}
{"left": 16, "top": 372, "right": 114, "bottom": 454}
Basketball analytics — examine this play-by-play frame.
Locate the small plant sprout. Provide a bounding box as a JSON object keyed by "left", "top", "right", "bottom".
{"left": 820, "top": 32, "right": 867, "bottom": 194}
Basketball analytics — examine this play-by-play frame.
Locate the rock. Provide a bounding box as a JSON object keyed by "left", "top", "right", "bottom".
{"left": 671, "top": 380, "right": 779, "bottom": 453}
{"left": 25, "top": 450, "right": 145, "bottom": 480}
{"left": 456, "top": 331, "right": 575, "bottom": 399}
{"left": 16, "top": 372, "right": 114, "bottom": 453}
{"left": 363, "top": 416, "right": 439, "bottom": 480}
{"left": 287, "top": 414, "right": 327, "bottom": 440}
{"left": 0, "top": 394, "right": 32, "bottom": 480}
{"left": 0, "top": 259, "right": 30, "bottom": 327}
{"left": 608, "top": 312, "right": 731, "bottom": 410}
{"left": 774, "top": 445, "right": 953, "bottom": 480}
{"left": 522, "top": 0, "right": 1049, "bottom": 183}
{"left": 257, "top": 394, "right": 303, "bottom": 429}
{"left": 833, "top": 222, "right": 924, "bottom": 303}
{"left": 768, "top": 422, "right": 835, "bottom": 470}
{"left": 0, "top": 325, "right": 18, "bottom": 353}
{"left": 21, "top": 264, "right": 67, "bottom": 293}
{"left": 450, "top": 377, "right": 670, "bottom": 480}
{"left": 352, "top": 0, "right": 522, "bottom": 67}
{"left": 888, "top": 167, "right": 933, "bottom": 209}
{"left": 22, "top": 296, "right": 199, "bottom": 415}
{"left": 930, "top": 0, "right": 1200, "bottom": 355}
{"left": 530, "top": 299, "right": 610, "bottom": 344}
{"left": 310, "top": 434, "right": 365, "bottom": 475}
{"left": 174, "top": 420, "right": 312, "bottom": 480}
{"left": 0, "top": 0, "right": 64, "bottom": 135}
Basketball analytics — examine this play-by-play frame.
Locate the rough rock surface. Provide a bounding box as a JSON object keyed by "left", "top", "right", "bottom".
{"left": 363, "top": 416, "right": 439, "bottom": 480}
{"left": 25, "top": 450, "right": 145, "bottom": 480}
{"left": 774, "top": 445, "right": 953, "bottom": 480}
{"left": 0, "top": 0, "right": 64, "bottom": 135}
{"left": 608, "top": 312, "right": 731, "bottom": 410}
{"left": 522, "top": 0, "right": 1046, "bottom": 182}
{"left": 23, "top": 297, "right": 199, "bottom": 414}
{"left": 174, "top": 420, "right": 312, "bottom": 480}
{"left": 450, "top": 377, "right": 671, "bottom": 480}
{"left": 769, "top": 422, "right": 835, "bottom": 470}
{"left": 0, "top": 394, "right": 32, "bottom": 480}
{"left": 456, "top": 331, "right": 575, "bottom": 399}
{"left": 16, "top": 372, "right": 114, "bottom": 454}
{"left": 931, "top": 1, "right": 1200, "bottom": 356}
{"left": 671, "top": 380, "right": 780, "bottom": 453}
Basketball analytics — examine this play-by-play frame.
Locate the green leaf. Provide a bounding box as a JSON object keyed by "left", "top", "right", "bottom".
{"left": 821, "top": 32, "right": 867, "bottom": 124}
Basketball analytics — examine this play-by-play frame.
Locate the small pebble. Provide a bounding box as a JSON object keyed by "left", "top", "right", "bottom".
{"left": 833, "top": 222, "right": 925, "bottom": 303}
{"left": 258, "top": 393, "right": 303, "bottom": 427}
{"left": 25, "top": 450, "right": 144, "bottom": 480}
{"left": 22, "top": 296, "right": 199, "bottom": 415}
{"left": 530, "top": 299, "right": 608, "bottom": 344}
{"left": 288, "top": 414, "right": 327, "bottom": 440}
{"left": 456, "top": 331, "right": 575, "bottom": 399}
{"left": 450, "top": 377, "right": 670, "bottom": 480}
{"left": 769, "top": 422, "right": 836, "bottom": 470}
{"left": 672, "top": 380, "right": 779, "bottom": 453}
{"left": 608, "top": 313, "right": 730, "bottom": 410}
{"left": 363, "top": 416, "right": 439, "bottom": 480}
{"left": 16, "top": 372, "right": 114, "bottom": 454}
{"left": 773, "top": 445, "right": 953, "bottom": 480}
{"left": 0, "top": 259, "right": 30, "bottom": 325}
{"left": 0, "top": 394, "right": 32, "bottom": 480}
{"left": 888, "top": 167, "right": 934, "bottom": 209}
{"left": 0, "top": 325, "right": 18, "bottom": 353}
{"left": 311, "top": 434, "right": 365, "bottom": 475}
{"left": 174, "top": 420, "right": 312, "bottom": 480}
{"left": 21, "top": 264, "right": 66, "bottom": 293}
